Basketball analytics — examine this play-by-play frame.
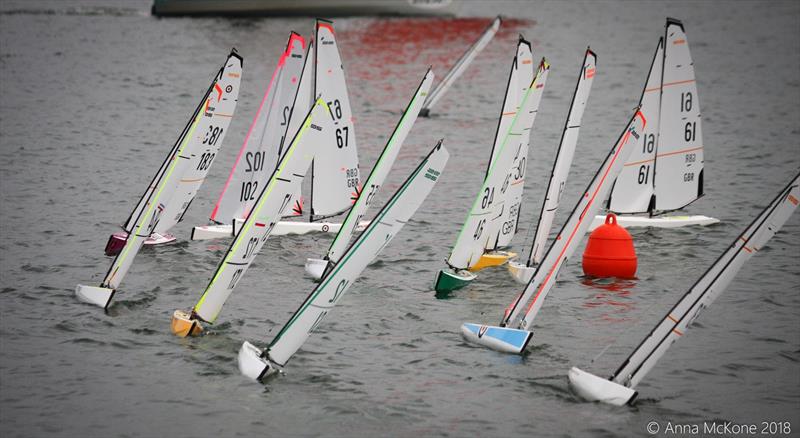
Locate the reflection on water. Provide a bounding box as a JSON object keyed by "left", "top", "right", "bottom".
{"left": 581, "top": 276, "right": 637, "bottom": 322}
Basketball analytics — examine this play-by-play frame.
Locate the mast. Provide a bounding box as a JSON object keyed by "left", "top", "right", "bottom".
{"left": 189, "top": 100, "right": 333, "bottom": 324}
{"left": 607, "top": 37, "right": 663, "bottom": 215}
{"left": 420, "top": 16, "right": 501, "bottom": 116}
{"left": 78, "top": 51, "right": 243, "bottom": 309}
{"left": 444, "top": 41, "right": 541, "bottom": 270}
{"left": 309, "top": 18, "right": 360, "bottom": 222}
{"left": 527, "top": 48, "right": 597, "bottom": 266}
{"left": 263, "top": 141, "right": 449, "bottom": 368}
{"left": 322, "top": 69, "right": 435, "bottom": 271}
{"left": 612, "top": 173, "right": 799, "bottom": 388}
{"left": 503, "top": 108, "right": 645, "bottom": 330}
{"left": 652, "top": 18, "right": 704, "bottom": 212}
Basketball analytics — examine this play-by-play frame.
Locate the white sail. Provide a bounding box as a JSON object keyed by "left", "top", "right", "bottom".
{"left": 192, "top": 100, "right": 333, "bottom": 323}
{"left": 311, "top": 19, "right": 360, "bottom": 219}
{"left": 122, "top": 141, "right": 177, "bottom": 233}
{"left": 420, "top": 16, "right": 501, "bottom": 115}
{"left": 653, "top": 18, "right": 704, "bottom": 211}
{"left": 446, "top": 46, "right": 541, "bottom": 270}
{"left": 611, "top": 173, "right": 799, "bottom": 389}
{"left": 323, "top": 69, "right": 434, "bottom": 267}
{"left": 210, "top": 33, "right": 306, "bottom": 225}
{"left": 284, "top": 40, "right": 315, "bottom": 217}
{"left": 265, "top": 141, "right": 449, "bottom": 366}
{"left": 528, "top": 49, "right": 597, "bottom": 265}
{"left": 503, "top": 109, "right": 645, "bottom": 331}
{"left": 153, "top": 55, "right": 243, "bottom": 234}
{"left": 98, "top": 52, "right": 243, "bottom": 294}
{"left": 607, "top": 40, "right": 662, "bottom": 214}
{"left": 491, "top": 56, "right": 548, "bottom": 250}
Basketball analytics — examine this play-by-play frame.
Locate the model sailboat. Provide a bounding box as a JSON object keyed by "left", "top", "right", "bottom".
{"left": 419, "top": 16, "right": 501, "bottom": 117}
{"left": 171, "top": 99, "right": 334, "bottom": 336}
{"left": 304, "top": 69, "right": 435, "bottom": 280}
{"left": 103, "top": 52, "right": 243, "bottom": 255}
{"left": 461, "top": 108, "right": 645, "bottom": 353}
{"left": 570, "top": 172, "right": 799, "bottom": 406}
{"left": 508, "top": 48, "right": 597, "bottom": 284}
{"left": 76, "top": 51, "right": 243, "bottom": 309}
{"left": 192, "top": 19, "right": 362, "bottom": 240}
{"left": 433, "top": 38, "right": 547, "bottom": 293}
{"left": 195, "top": 33, "right": 307, "bottom": 241}
{"left": 239, "top": 141, "right": 450, "bottom": 381}
{"left": 594, "top": 18, "right": 718, "bottom": 231}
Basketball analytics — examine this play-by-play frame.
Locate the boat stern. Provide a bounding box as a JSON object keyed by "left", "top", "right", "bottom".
{"left": 434, "top": 269, "right": 476, "bottom": 293}
{"left": 304, "top": 258, "right": 328, "bottom": 280}
{"left": 75, "top": 284, "right": 115, "bottom": 309}
{"left": 568, "top": 367, "right": 637, "bottom": 406}
{"left": 460, "top": 322, "right": 532, "bottom": 354}
{"left": 238, "top": 341, "right": 278, "bottom": 382}
{"left": 191, "top": 224, "right": 234, "bottom": 241}
{"left": 507, "top": 260, "right": 535, "bottom": 284}
{"left": 469, "top": 251, "right": 517, "bottom": 272}
{"left": 104, "top": 232, "right": 128, "bottom": 256}
{"left": 171, "top": 309, "right": 204, "bottom": 337}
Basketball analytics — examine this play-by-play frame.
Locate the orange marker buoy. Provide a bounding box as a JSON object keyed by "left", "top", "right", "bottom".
{"left": 582, "top": 214, "right": 637, "bottom": 279}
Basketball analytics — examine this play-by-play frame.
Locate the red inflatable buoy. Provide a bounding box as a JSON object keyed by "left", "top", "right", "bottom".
{"left": 582, "top": 214, "right": 637, "bottom": 279}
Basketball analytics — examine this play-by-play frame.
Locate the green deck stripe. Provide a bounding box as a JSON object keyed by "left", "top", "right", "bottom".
{"left": 270, "top": 155, "right": 430, "bottom": 346}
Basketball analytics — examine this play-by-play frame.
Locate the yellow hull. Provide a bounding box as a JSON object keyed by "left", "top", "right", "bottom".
{"left": 171, "top": 310, "right": 204, "bottom": 337}
{"left": 469, "top": 251, "right": 517, "bottom": 272}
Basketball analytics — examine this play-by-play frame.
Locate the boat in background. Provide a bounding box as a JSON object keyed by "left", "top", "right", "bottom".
{"left": 433, "top": 38, "right": 545, "bottom": 293}
{"left": 571, "top": 172, "right": 799, "bottom": 406}
{"left": 103, "top": 52, "right": 243, "bottom": 255}
{"left": 196, "top": 32, "right": 307, "bottom": 241}
{"left": 596, "top": 18, "right": 718, "bottom": 231}
{"left": 419, "top": 16, "right": 500, "bottom": 117}
{"left": 239, "top": 141, "right": 449, "bottom": 381}
{"left": 192, "top": 19, "right": 363, "bottom": 240}
{"left": 475, "top": 58, "right": 549, "bottom": 271}
{"left": 461, "top": 107, "right": 645, "bottom": 353}
{"left": 77, "top": 51, "right": 243, "bottom": 308}
{"left": 304, "top": 69, "right": 434, "bottom": 280}
{"left": 152, "top": 0, "right": 459, "bottom": 17}
{"left": 508, "top": 48, "right": 596, "bottom": 284}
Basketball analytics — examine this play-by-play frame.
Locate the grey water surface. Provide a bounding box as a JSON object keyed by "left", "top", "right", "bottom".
{"left": 1, "top": 1, "right": 799, "bottom": 436}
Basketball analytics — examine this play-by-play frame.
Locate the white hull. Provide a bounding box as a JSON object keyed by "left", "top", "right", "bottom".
{"left": 75, "top": 284, "right": 115, "bottom": 309}
{"left": 568, "top": 367, "right": 637, "bottom": 406}
{"left": 507, "top": 259, "right": 535, "bottom": 284}
{"left": 238, "top": 341, "right": 278, "bottom": 381}
{"left": 191, "top": 220, "right": 370, "bottom": 240}
{"left": 589, "top": 214, "right": 719, "bottom": 232}
{"left": 304, "top": 258, "right": 328, "bottom": 280}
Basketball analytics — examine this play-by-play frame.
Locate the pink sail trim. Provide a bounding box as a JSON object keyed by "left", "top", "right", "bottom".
{"left": 210, "top": 34, "right": 306, "bottom": 221}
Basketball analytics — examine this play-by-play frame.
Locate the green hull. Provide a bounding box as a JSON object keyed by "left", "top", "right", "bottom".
{"left": 434, "top": 269, "right": 475, "bottom": 293}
